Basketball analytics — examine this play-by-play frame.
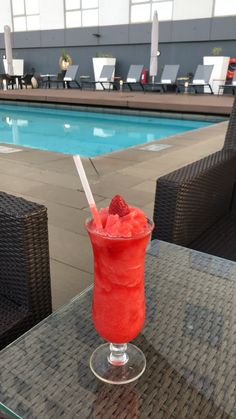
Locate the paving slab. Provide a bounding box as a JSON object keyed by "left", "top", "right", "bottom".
{"left": 132, "top": 180, "right": 157, "bottom": 193}
{"left": 104, "top": 148, "right": 166, "bottom": 161}
{"left": 50, "top": 260, "right": 93, "bottom": 310}
{"left": 49, "top": 225, "right": 93, "bottom": 273}
{"left": 46, "top": 202, "right": 89, "bottom": 236}
{"left": 140, "top": 202, "right": 155, "bottom": 220}
{"left": 0, "top": 158, "right": 81, "bottom": 190}
{"left": 92, "top": 173, "right": 142, "bottom": 189}
{"left": 17, "top": 182, "right": 104, "bottom": 209}
{"left": 0, "top": 146, "right": 67, "bottom": 164}
{"left": 91, "top": 180, "right": 154, "bottom": 205}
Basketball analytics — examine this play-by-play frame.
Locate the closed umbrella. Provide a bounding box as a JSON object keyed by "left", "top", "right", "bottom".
{"left": 149, "top": 11, "right": 159, "bottom": 84}
{"left": 4, "top": 25, "right": 14, "bottom": 76}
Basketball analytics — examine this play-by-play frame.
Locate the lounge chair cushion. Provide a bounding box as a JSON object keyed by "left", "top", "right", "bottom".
{"left": 161, "top": 79, "right": 172, "bottom": 84}
{"left": 193, "top": 79, "right": 205, "bottom": 84}
{"left": 127, "top": 77, "right": 137, "bottom": 83}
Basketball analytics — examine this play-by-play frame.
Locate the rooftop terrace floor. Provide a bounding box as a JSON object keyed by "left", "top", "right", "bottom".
{"left": 0, "top": 87, "right": 233, "bottom": 115}
{"left": 0, "top": 89, "right": 233, "bottom": 309}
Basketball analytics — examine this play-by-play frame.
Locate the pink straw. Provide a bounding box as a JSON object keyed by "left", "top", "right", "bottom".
{"left": 73, "top": 155, "right": 102, "bottom": 228}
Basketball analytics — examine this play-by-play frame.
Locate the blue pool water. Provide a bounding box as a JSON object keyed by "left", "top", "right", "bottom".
{"left": 0, "top": 104, "right": 215, "bottom": 157}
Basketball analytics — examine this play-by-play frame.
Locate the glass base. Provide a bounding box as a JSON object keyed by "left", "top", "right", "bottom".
{"left": 90, "top": 343, "right": 146, "bottom": 385}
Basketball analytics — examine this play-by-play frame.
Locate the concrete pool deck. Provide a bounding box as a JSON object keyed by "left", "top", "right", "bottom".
{"left": 0, "top": 87, "right": 234, "bottom": 115}
{"left": 0, "top": 91, "right": 232, "bottom": 309}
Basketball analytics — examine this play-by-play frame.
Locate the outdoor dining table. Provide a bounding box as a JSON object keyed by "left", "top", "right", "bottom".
{"left": 0, "top": 240, "right": 236, "bottom": 418}
{"left": 40, "top": 74, "right": 57, "bottom": 88}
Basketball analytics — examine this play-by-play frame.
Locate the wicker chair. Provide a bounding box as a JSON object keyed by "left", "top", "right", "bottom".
{"left": 0, "top": 192, "right": 52, "bottom": 350}
{"left": 152, "top": 98, "right": 236, "bottom": 261}
{"left": 223, "top": 96, "right": 236, "bottom": 151}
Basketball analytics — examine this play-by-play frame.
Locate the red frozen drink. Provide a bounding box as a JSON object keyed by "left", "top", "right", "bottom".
{"left": 86, "top": 195, "right": 153, "bottom": 344}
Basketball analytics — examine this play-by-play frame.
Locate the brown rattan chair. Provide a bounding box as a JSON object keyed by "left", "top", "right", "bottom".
{"left": 152, "top": 97, "right": 236, "bottom": 261}
{"left": 223, "top": 96, "right": 236, "bottom": 151}
{"left": 0, "top": 192, "right": 52, "bottom": 350}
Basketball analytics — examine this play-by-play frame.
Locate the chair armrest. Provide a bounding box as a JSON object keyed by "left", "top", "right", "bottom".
{"left": 152, "top": 149, "right": 236, "bottom": 246}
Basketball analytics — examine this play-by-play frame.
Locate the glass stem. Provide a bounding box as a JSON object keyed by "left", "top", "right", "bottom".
{"left": 108, "top": 343, "right": 129, "bottom": 366}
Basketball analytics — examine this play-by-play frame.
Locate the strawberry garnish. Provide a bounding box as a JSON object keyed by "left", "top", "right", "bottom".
{"left": 109, "top": 195, "right": 130, "bottom": 217}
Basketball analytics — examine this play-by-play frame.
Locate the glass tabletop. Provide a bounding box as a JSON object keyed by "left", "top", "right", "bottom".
{"left": 1, "top": 240, "right": 236, "bottom": 418}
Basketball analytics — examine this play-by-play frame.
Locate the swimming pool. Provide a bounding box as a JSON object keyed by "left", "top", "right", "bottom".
{"left": 0, "top": 104, "right": 216, "bottom": 157}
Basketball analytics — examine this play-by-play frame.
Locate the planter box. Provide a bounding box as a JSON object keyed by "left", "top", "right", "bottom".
{"left": 92, "top": 57, "right": 116, "bottom": 90}
{"left": 203, "top": 56, "right": 230, "bottom": 94}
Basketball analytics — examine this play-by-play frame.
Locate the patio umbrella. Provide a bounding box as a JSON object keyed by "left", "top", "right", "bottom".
{"left": 4, "top": 25, "right": 14, "bottom": 76}
{"left": 149, "top": 11, "right": 159, "bottom": 84}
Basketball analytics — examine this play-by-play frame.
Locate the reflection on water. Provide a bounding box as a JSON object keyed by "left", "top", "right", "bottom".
{"left": 93, "top": 127, "right": 116, "bottom": 138}
{"left": 5, "top": 117, "right": 28, "bottom": 127}
{"left": 4, "top": 117, "right": 28, "bottom": 144}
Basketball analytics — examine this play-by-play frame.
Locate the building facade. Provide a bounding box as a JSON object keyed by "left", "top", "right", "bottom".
{"left": 0, "top": 0, "right": 236, "bottom": 79}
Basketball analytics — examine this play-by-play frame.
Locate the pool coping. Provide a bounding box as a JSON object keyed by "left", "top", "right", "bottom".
{"left": 0, "top": 99, "right": 227, "bottom": 123}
